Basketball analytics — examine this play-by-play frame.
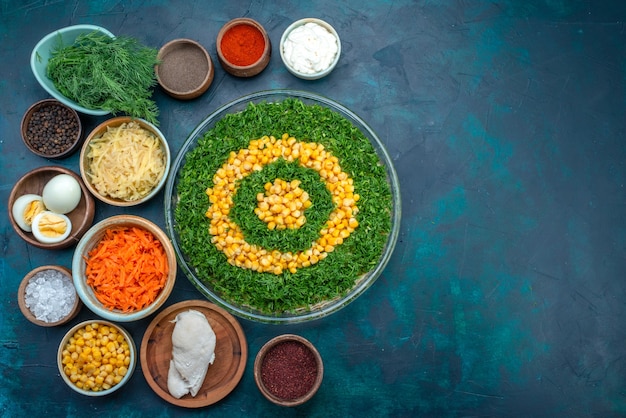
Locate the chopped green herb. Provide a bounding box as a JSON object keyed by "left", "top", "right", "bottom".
{"left": 231, "top": 158, "right": 334, "bottom": 254}
{"left": 46, "top": 31, "right": 159, "bottom": 124}
{"left": 174, "top": 98, "right": 392, "bottom": 314}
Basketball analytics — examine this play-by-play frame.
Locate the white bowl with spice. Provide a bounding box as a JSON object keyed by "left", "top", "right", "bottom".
{"left": 79, "top": 116, "right": 170, "bottom": 207}
{"left": 72, "top": 215, "right": 177, "bottom": 322}
{"left": 58, "top": 320, "right": 136, "bottom": 396}
{"left": 280, "top": 18, "right": 341, "bottom": 80}
{"left": 254, "top": 334, "right": 323, "bottom": 407}
{"left": 156, "top": 38, "right": 214, "bottom": 100}
{"left": 18, "top": 265, "right": 82, "bottom": 327}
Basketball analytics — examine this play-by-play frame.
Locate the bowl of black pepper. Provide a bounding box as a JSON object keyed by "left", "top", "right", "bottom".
{"left": 156, "top": 38, "right": 214, "bottom": 100}
{"left": 21, "top": 99, "right": 83, "bottom": 159}
{"left": 254, "top": 334, "right": 323, "bottom": 407}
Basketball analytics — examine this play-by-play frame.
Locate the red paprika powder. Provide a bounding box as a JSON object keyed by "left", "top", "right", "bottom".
{"left": 220, "top": 24, "right": 265, "bottom": 66}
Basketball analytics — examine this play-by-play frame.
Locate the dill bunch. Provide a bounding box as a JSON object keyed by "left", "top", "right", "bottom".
{"left": 47, "top": 31, "right": 160, "bottom": 124}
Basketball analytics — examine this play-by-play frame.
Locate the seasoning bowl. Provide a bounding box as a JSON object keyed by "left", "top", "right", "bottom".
{"left": 8, "top": 166, "right": 96, "bottom": 250}
{"left": 79, "top": 116, "right": 171, "bottom": 207}
{"left": 216, "top": 18, "right": 271, "bottom": 77}
{"left": 21, "top": 99, "right": 83, "bottom": 159}
{"left": 254, "top": 334, "right": 323, "bottom": 407}
{"left": 156, "top": 39, "right": 214, "bottom": 100}
{"left": 18, "top": 265, "right": 82, "bottom": 327}
{"left": 30, "top": 24, "right": 115, "bottom": 115}
{"left": 58, "top": 320, "right": 136, "bottom": 396}
{"left": 280, "top": 18, "right": 341, "bottom": 80}
{"left": 72, "top": 215, "right": 177, "bottom": 322}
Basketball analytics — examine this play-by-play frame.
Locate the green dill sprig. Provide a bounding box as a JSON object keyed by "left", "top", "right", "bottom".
{"left": 46, "top": 31, "right": 159, "bottom": 124}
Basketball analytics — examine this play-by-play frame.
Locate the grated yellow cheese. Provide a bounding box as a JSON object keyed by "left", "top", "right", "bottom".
{"left": 86, "top": 122, "right": 166, "bottom": 201}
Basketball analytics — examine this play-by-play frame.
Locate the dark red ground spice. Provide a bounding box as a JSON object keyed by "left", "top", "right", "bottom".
{"left": 260, "top": 340, "right": 318, "bottom": 400}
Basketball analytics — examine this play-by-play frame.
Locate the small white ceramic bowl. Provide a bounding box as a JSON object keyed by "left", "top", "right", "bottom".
{"left": 30, "top": 25, "right": 114, "bottom": 115}
{"left": 280, "top": 18, "right": 341, "bottom": 80}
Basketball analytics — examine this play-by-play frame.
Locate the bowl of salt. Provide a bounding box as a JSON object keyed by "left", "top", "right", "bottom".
{"left": 18, "top": 265, "right": 82, "bottom": 327}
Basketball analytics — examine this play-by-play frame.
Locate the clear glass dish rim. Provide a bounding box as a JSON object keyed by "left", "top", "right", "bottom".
{"left": 164, "top": 89, "right": 401, "bottom": 324}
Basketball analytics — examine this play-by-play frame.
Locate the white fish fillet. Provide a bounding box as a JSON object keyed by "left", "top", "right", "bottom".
{"left": 167, "top": 309, "right": 216, "bottom": 398}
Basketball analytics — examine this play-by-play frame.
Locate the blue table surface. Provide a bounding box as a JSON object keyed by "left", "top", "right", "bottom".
{"left": 1, "top": 1, "right": 626, "bottom": 417}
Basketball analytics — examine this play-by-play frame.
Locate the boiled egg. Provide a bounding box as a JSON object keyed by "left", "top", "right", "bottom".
{"left": 31, "top": 211, "right": 72, "bottom": 244}
{"left": 42, "top": 174, "right": 82, "bottom": 214}
{"left": 12, "top": 194, "right": 46, "bottom": 232}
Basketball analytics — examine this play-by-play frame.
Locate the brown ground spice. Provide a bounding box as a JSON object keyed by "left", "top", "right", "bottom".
{"left": 260, "top": 340, "right": 318, "bottom": 400}
{"left": 158, "top": 44, "right": 209, "bottom": 93}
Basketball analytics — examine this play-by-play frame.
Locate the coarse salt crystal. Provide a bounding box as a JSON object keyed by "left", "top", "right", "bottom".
{"left": 24, "top": 269, "right": 76, "bottom": 323}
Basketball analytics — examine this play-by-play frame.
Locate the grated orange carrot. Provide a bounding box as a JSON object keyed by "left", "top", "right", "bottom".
{"left": 84, "top": 226, "right": 168, "bottom": 312}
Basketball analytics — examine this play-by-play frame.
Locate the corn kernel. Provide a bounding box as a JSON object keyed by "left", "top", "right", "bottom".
{"left": 62, "top": 322, "right": 131, "bottom": 393}
{"left": 204, "top": 134, "right": 360, "bottom": 275}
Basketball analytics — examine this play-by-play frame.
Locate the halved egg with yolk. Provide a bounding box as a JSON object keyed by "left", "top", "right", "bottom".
{"left": 31, "top": 211, "right": 72, "bottom": 244}
{"left": 12, "top": 194, "right": 46, "bottom": 232}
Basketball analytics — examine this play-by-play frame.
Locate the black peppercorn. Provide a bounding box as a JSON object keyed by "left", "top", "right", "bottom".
{"left": 25, "top": 103, "right": 80, "bottom": 156}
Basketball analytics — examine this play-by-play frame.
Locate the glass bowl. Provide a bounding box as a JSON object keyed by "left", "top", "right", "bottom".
{"left": 164, "top": 89, "right": 401, "bottom": 324}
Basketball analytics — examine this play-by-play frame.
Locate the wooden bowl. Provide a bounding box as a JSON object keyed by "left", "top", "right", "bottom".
{"left": 156, "top": 39, "right": 214, "bottom": 100}
{"left": 216, "top": 18, "right": 271, "bottom": 77}
{"left": 71, "top": 215, "right": 177, "bottom": 322}
{"left": 58, "top": 320, "right": 136, "bottom": 396}
{"left": 21, "top": 99, "right": 83, "bottom": 159}
{"left": 140, "top": 300, "right": 247, "bottom": 408}
{"left": 8, "top": 166, "right": 96, "bottom": 250}
{"left": 79, "top": 116, "right": 171, "bottom": 206}
{"left": 18, "top": 265, "right": 82, "bottom": 327}
{"left": 254, "top": 334, "right": 323, "bottom": 407}
{"left": 280, "top": 18, "right": 341, "bottom": 80}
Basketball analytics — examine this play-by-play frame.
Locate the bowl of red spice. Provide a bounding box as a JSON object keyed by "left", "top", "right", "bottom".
{"left": 156, "top": 38, "right": 214, "bottom": 100}
{"left": 254, "top": 334, "right": 323, "bottom": 407}
{"left": 71, "top": 214, "right": 177, "bottom": 322}
{"left": 216, "top": 18, "right": 271, "bottom": 77}
{"left": 21, "top": 99, "right": 83, "bottom": 159}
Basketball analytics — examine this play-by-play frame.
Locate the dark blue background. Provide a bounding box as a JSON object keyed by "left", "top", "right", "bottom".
{"left": 1, "top": 1, "right": 625, "bottom": 416}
